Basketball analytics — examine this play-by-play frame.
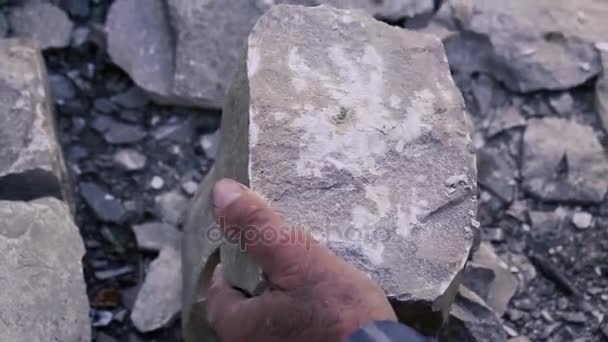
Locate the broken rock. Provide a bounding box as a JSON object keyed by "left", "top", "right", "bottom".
{"left": 8, "top": 2, "right": 74, "bottom": 49}
{"left": 0, "top": 198, "right": 90, "bottom": 341}
{"left": 447, "top": 0, "right": 608, "bottom": 92}
{"left": 80, "top": 182, "right": 127, "bottom": 223}
{"left": 131, "top": 244, "right": 182, "bottom": 332}
{"left": 522, "top": 118, "right": 608, "bottom": 203}
{"left": 0, "top": 39, "right": 71, "bottom": 202}
{"left": 438, "top": 286, "right": 507, "bottom": 342}
{"left": 183, "top": 5, "right": 477, "bottom": 339}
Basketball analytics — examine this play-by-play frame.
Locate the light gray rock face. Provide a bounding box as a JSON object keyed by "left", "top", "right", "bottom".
{"left": 522, "top": 118, "right": 608, "bottom": 203}
{"left": 438, "top": 286, "right": 507, "bottom": 342}
{"left": 446, "top": 0, "right": 608, "bottom": 92}
{"left": 132, "top": 222, "right": 181, "bottom": 252}
{"left": 596, "top": 46, "right": 608, "bottom": 132}
{"left": 0, "top": 39, "right": 71, "bottom": 203}
{"left": 0, "top": 198, "right": 90, "bottom": 341}
{"left": 8, "top": 2, "right": 73, "bottom": 49}
{"left": 131, "top": 244, "right": 182, "bottom": 332}
{"left": 106, "top": 0, "right": 435, "bottom": 108}
{"left": 182, "top": 5, "right": 477, "bottom": 339}
{"left": 106, "top": 0, "right": 175, "bottom": 101}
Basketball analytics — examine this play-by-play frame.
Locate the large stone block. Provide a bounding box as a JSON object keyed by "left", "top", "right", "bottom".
{"left": 0, "top": 198, "right": 90, "bottom": 341}
{"left": 182, "top": 4, "right": 477, "bottom": 340}
{"left": 0, "top": 39, "right": 72, "bottom": 204}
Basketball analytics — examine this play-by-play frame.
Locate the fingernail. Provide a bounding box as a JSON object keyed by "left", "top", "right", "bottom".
{"left": 213, "top": 179, "right": 244, "bottom": 209}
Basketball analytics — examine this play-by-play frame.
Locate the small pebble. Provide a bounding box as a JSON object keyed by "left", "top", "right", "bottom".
{"left": 562, "top": 312, "right": 586, "bottom": 324}
{"left": 95, "top": 266, "right": 134, "bottom": 280}
{"left": 182, "top": 180, "right": 199, "bottom": 195}
{"left": 114, "top": 149, "right": 147, "bottom": 171}
{"left": 150, "top": 176, "right": 165, "bottom": 190}
{"left": 571, "top": 212, "right": 592, "bottom": 229}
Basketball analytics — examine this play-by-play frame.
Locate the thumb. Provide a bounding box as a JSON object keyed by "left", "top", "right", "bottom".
{"left": 206, "top": 264, "right": 248, "bottom": 332}
{"left": 212, "top": 179, "right": 318, "bottom": 283}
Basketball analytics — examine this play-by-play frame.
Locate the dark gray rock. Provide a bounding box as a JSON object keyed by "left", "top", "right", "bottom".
{"left": 92, "top": 116, "right": 146, "bottom": 144}
{"left": 8, "top": 2, "right": 74, "bottom": 49}
{"left": 522, "top": 118, "right": 608, "bottom": 203}
{"left": 183, "top": 5, "right": 477, "bottom": 340}
{"left": 548, "top": 93, "right": 574, "bottom": 116}
{"left": 447, "top": 0, "right": 607, "bottom": 92}
{"left": 80, "top": 182, "right": 127, "bottom": 223}
{"left": 0, "top": 39, "right": 72, "bottom": 203}
{"left": 111, "top": 87, "right": 150, "bottom": 109}
{"left": 478, "top": 135, "right": 519, "bottom": 203}
{"left": 49, "top": 73, "right": 76, "bottom": 103}
{"left": 132, "top": 222, "right": 180, "bottom": 252}
{"left": 59, "top": 0, "right": 90, "bottom": 18}
{"left": 131, "top": 244, "right": 182, "bottom": 332}
{"left": 438, "top": 286, "right": 507, "bottom": 342}
{"left": 0, "top": 198, "right": 90, "bottom": 341}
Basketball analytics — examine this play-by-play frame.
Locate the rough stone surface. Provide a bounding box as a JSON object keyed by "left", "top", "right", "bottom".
{"left": 0, "top": 39, "right": 71, "bottom": 203}
{"left": 133, "top": 222, "right": 181, "bottom": 252}
{"left": 8, "top": 2, "right": 74, "bottom": 49}
{"left": 183, "top": 5, "right": 477, "bottom": 339}
{"left": 0, "top": 198, "right": 90, "bottom": 341}
{"left": 285, "top": 0, "right": 435, "bottom": 20}
{"left": 447, "top": 0, "right": 608, "bottom": 92}
{"left": 597, "top": 48, "right": 608, "bottom": 132}
{"left": 438, "top": 286, "right": 507, "bottom": 342}
{"left": 521, "top": 118, "right": 608, "bottom": 203}
{"left": 131, "top": 244, "right": 182, "bottom": 332}
{"left": 106, "top": 0, "right": 174, "bottom": 102}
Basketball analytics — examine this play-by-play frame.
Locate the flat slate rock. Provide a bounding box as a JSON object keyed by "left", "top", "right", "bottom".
{"left": 8, "top": 2, "right": 73, "bottom": 49}
{"left": 132, "top": 222, "right": 181, "bottom": 252}
{"left": 522, "top": 118, "right": 608, "bottom": 203}
{"left": 0, "top": 39, "right": 71, "bottom": 203}
{"left": 183, "top": 5, "right": 477, "bottom": 340}
{"left": 0, "top": 198, "right": 90, "bottom": 341}
{"left": 131, "top": 244, "right": 182, "bottom": 332}
{"left": 445, "top": 0, "right": 608, "bottom": 92}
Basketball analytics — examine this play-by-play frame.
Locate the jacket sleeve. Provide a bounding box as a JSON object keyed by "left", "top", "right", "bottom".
{"left": 345, "top": 320, "right": 433, "bottom": 342}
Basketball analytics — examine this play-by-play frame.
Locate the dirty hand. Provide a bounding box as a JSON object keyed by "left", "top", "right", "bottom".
{"left": 206, "top": 179, "right": 397, "bottom": 342}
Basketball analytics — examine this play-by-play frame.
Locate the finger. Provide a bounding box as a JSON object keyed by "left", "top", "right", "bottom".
{"left": 206, "top": 265, "right": 249, "bottom": 334}
{"left": 212, "top": 178, "right": 323, "bottom": 282}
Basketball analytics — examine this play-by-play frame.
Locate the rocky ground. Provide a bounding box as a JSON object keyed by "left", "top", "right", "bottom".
{"left": 1, "top": 0, "right": 608, "bottom": 341}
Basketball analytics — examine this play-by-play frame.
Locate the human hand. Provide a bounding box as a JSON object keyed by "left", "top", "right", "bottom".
{"left": 206, "top": 179, "right": 397, "bottom": 342}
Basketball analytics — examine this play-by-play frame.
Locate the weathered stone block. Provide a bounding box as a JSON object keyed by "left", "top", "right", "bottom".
{"left": 0, "top": 39, "right": 72, "bottom": 203}
{"left": 8, "top": 2, "right": 73, "bottom": 49}
{"left": 0, "top": 198, "right": 90, "bottom": 341}
{"left": 183, "top": 4, "right": 477, "bottom": 339}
